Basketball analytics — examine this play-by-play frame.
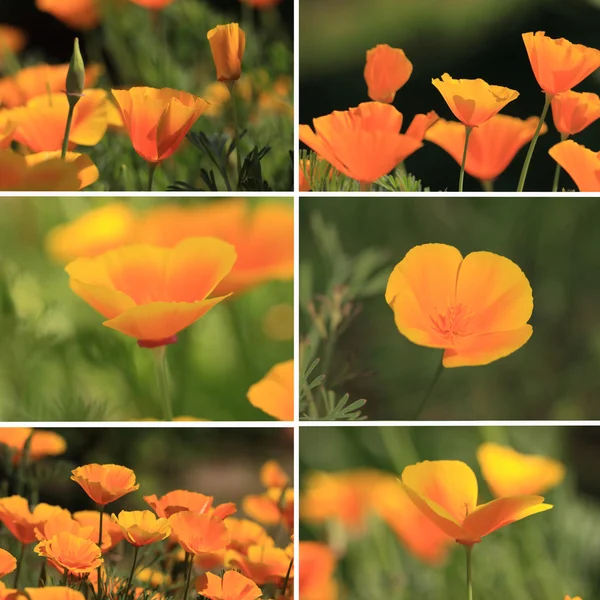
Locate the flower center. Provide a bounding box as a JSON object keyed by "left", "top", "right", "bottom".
{"left": 429, "top": 303, "right": 473, "bottom": 342}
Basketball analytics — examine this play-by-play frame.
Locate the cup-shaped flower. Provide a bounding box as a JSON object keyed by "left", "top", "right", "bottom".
{"left": 550, "top": 91, "right": 600, "bottom": 136}
{"left": 364, "top": 44, "right": 413, "bottom": 103}
{"left": 300, "top": 102, "right": 423, "bottom": 184}
{"left": 0, "top": 497, "right": 68, "bottom": 545}
{"left": 0, "top": 427, "right": 66, "bottom": 462}
{"left": 425, "top": 115, "right": 547, "bottom": 184}
{"left": 111, "top": 510, "right": 171, "bottom": 547}
{"left": 35, "top": 0, "right": 100, "bottom": 30}
{"left": 34, "top": 532, "right": 103, "bottom": 575}
{"left": 299, "top": 542, "right": 337, "bottom": 600}
{"left": 207, "top": 24, "right": 246, "bottom": 82}
{"left": 247, "top": 360, "right": 293, "bottom": 421}
{"left": 549, "top": 140, "right": 600, "bottom": 191}
{"left": 0, "top": 549, "right": 16, "bottom": 578}
{"left": 37, "top": 513, "right": 111, "bottom": 551}
{"left": 66, "top": 237, "right": 236, "bottom": 347}
{"left": 522, "top": 32, "right": 600, "bottom": 96}
{"left": 432, "top": 74, "right": 519, "bottom": 128}
{"left": 196, "top": 570, "right": 262, "bottom": 600}
{"left": 23, "top": 588, "right": 86, "bottom": 600}
{"left": 385, "top": 243, "right": 533, "bottom": 367}
{"left": 477, "top": 443, "right": 565, "bottom": 498}
{"left": 399, "top": 460, "right": 553, "bottom": 545}
{"left": 111, "top": 87, "right": 209, "bottom": 165}
{"left": 71, "top": 464, "right": 139, "bottom": 506}
{"left": 168, "top": 512, "right": 229, "bottom": 555}
{"left": 143, "top": 490, "right": 214, "bottom": 518}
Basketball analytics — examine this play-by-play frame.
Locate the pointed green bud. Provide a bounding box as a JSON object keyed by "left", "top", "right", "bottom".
{"left": 66, "top": 38, "right": 85, "bottom": 108}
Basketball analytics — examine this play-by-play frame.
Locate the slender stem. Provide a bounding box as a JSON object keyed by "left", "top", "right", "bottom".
{"left": 412, "top": 351, "right": 444, "bottom": 419}
{"left": 61, "top": 569, "right": 69, "bottom": 586}
{"left": 38, "top": 559, "right": 46, "bottom": 587}
{"left": 97, "top": 505, "right": 105, "bottom": 599}
{"left": 227, "top": 81, "right": 243, "bottom": 187}
{"left": 147, "top": 163, "right": 157, "bottom": 191}
{"left": 152, "top": 346, "right": 173, "bottom": 421}
{"left": 125, "top": 546, "right": 140, "bottom": 596}
{"left": 13, "top": 542, "right": 25, "bottom": 588}
{"left": 281, "top": 558, "right": 293, "bottom": 596}
{"left": 458, "top": 126, "right": 473, "bottom": 192}
{"left": 481, "top": 179, "right": 494, "bottom": 192}
{"left": 465, "top": 545, "right": 474, "bottom": 600}
{"left": 181, "top": 552, "right": 193, "bottom": 600}
{"left": 61, "top": 103, "right": 76, "bottom": 160}
{"left": 517, "top": 93, "right": 551, "bottom": 192}
{"left": 552, "top": 133, "right": 568, "bottom": 192}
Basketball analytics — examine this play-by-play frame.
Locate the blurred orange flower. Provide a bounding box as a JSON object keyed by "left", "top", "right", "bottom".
{"left": 260, "top": 460, "right": 289, "bottom": 489}
{"left": 425, "top": 115, "right": 547, "bottom": 184}
{"left": 550, "top": 91, "right": 600, "bottom": 136}
{"left": 73, "top": 511, "right": 124, "bottom": 549}
{"left": 477, "top": 442, "right": 565, "bottom": 498}
{"left": 549, "top": 140, "right": 600, "bottom": 191}
{"left": 112, "top": 87, "right": 208, "bottom": 165}
{"left": 565, "top": 597, "right": 582, "bottom": 600}
{"left": 34, "top": 532, "right": 103, "bottom": 575}
{"left": 196, "top": 570, "right": 262, "bottom": 600}
{"left": 0, "top": 25, "right": 26, "bottom": 65}
{"left": 0, "top": 549, "right": 16, "bottom": 579}
{"left": 243, "top": 488, "right": 293, "bottom": 529}
{"left": 169, "top": 512, "right": 230, "bottom": 555}
{"left": 111, "top": 510, "right": 171, "bottom": 546}
{"left": 36, "top": 0, "right": 100, "bottom": 30}
{"left": 0, "top": 427, "right": 66, "bottom": 462}
{"left": 399, "top": 460, "right": 552, "bottom": 545}
{"left": 299, "top": 542, "right": 337, "bottom": 600}
{"left": 522, "top": 32, "right": 600, "bottom": 96}
{"left": 207, "top": 24, "right": 246, "bottom": 82}
{"left": 66, "top": 237, "right": 236, "bottom": 347}
{"left": 300, "top": 102, "right": 423, "bottom": 184}
{"left": 71, "top": 464, "right": 139, "bottom": 505}
{"left": 247, "top": 360, "right": 294, "bottom": 421}
{"left": 432, "top": 74, "right": 519, "bottom": 127}
{"left": 129, "top": 0, "right": 176, "bottom": 8}
{"left": 226, "top": 545, "right": 290, "bottom": 585}
{"left": 22, "top": 588, "right": 86, "bottom": 600}
{"left": 385, "top": 243, "right": 533, "bottom": 367}
{"left": 364, "top": 44, "right": 412, "bottom": 103}
{"left": 0, "top": 497, "right": 68, "bottom": 544}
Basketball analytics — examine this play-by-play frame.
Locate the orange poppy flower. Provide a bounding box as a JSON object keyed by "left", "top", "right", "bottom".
{"left": 34, "top": 532, "right": 103, "bottom": 574}
{"left": 0, "top": 26, "right": 26, "bottom": 64}
{"left": 243, "top": 488, "right": 293, "bottom": 529}
{"left": 565, "top": 597, "right": 582, "bottom": 600}
{"left": 432, "top": 74, "right": 519, "bottom": 128}
{"left": 299, "top": 542, "right": 337, "bottom": 600}
{"left": 425, "top": 115, "right": 547, "bottom": 183}
{"left": 477, "top": 442, "right": 565, "bottom": 498}
{"left": 0, "top": 427, "right": 66, "bottom": 462}
{"left": 37, "top": 512, "right": 112, "bottom": 551}
{"left": 364, "top": 44, "right": 413, "bottom": 103}
{"left": 22, "top": 589, "right": 85, "bottom": 600}
{"left": 225, "top": 518, "right": 272, "bottom": 553}
{"left": 111, "top": 510, "right": 171, "bottom": 547}
{"left": 247, "top": 360, "right": 294, "bottom": 421}
{"left": 240, "top": 0, "right": 281, "bottom": 8}
{"left": 0, "top": 497, "right": 68, "bottom": 545}
{"left": 405, "top": 111, "right": 439, "bottom": 141}
{"left": 0, "top": 549, "right": 16, "bottom": 579}
{"left": 196, "top": 570, "right": 262, "bottom": 600}
{"left": 71, "top": 464, "right": 139, "bottom": 505}
{"left": 207, "top": 24, "right": 246, "bottom": 82}
{"left": 129, "top": 0, "right": 176, "bottom": 8}
{"left": 550, "top": 91, "right": 600, "bottom": 136}
{"left": 144, "top": 490, "right": 213, "bottom": 518}
{"left": 35, "top": 0, "right": 100, "bottom": 30}
{"left": 549, "top": 139, "right": 600, "bottom": 191}
{"left": 73, "top": 510, "right": 124, "bottom": 549}
{"left": 168, "top": 512, "right": 229, "bottom": 555}
{"left": 45, "top": 203, "right": 137, "bottom": 264}
{"left": 385, "top": 243, "right": 534, "bottom": 367}
{"left": 260, "top": 460, "right": 289, "bottom": 489}
{"left": 300, "top": 102, "right": 423, "bottom": 184}
{"left": 522, "top": 32, "right": 600, "bottom": 96}
{"left": 225, "top": 545, "right": 290, "bottom": 586}
{"left": 399, "top": 460, "right": 552, "bottom": 545}
{"left": 111, "top": 87, "right": 208, "bottom": 165}
{"left": 66, "top": 237, "right": 236, "bottom": 347}
{"left": 136, "top": 199, "right": 293, "bottom": 296}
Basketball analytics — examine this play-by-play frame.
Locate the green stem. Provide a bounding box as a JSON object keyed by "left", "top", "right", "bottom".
{"left": 97, "top": 505, "right": 104, "bottom": 599}
{"left": 61, "top": 103, "right": 76, "bottom": 160}
{"left": 147, "top": 163, "right": 157, "bottom": 191}
{"left": 13, "top": 542, "right": 25, "bottom": 588}
{"left": 227, "top": 81, "right": 243, "bottom": 187}
{"left": 458, "top": 126, "right": 473, "bottom": 192}
{"left": 61, "top": 569, "right": 69, "bottom": 587}
{"left": 125, "top": 546, "right": 140, "bottom": 596}
{"left": 481, "top": 179, "right": 494, "bottom": 192}
{"left": 412, "top": 351, "right": 444, "bottom": 419}
{"left": 552, "top": 133, "right": 568, "bottom": 192}
{"left": 152, "top": 346, "right": 173, "bottom": 421}
{"left": 517, "top": 93, "right": 551, "bottom": 192}
{"left": 465, "top": 545, "right": 473, "bottom": 600}
{"left": 181, "top": 552, "right": 193, "bottom": 600}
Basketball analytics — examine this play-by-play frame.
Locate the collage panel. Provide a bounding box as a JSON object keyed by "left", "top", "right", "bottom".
{"left": 0, "top": 426, "right": 294, "bottom": 598}
{"left": 0, "top": 196, "right": 293, "bottom": 422}
{"left": 299, "top": 195, "right": 600, "bottom": 421}
{"left": 298, "top": 425, "right": 600, "bottom": 600}
{"left": 0, "top": 0, "right": 293, "bottom": 192}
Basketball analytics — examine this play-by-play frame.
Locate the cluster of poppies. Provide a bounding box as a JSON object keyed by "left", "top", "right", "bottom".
{"left": 300, "top": 31, "right": 600, "bottom": 192}
{"left": 0, "top": 428, "right": 294, "bottom": 600}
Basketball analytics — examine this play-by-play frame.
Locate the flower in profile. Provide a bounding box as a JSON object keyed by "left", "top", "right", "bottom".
{"left": 300, "top": 102, "right": 423, "bottom": 184}
{"left": 548, "top": 140, "right": 600, "bottom": 191}
{"left": 0, "top": 549, "right": 16, "bottom": 578}
{"left": 111, "top": 87, "right": 208, "bottom": 165}
{"left": 226, "top": 545, "right": 290, "bottom": 586}
{"left": 71, "top": 464, "right": 139, "bottom": 505}
{"left": 477, "top": 442, "right": 565, "bottom": 498}
{"left": 0, "top": 26, "right": 26, "bottom": 66}
{"left": 73, "top": 511, "right": 124, "bottom": 549}
{"left": 111, "top": 510, "right": 171, "bottom": 547}
{"left": 260, "top": 460, "right": 290, "bottom": 489}
{"left": 550, "top": 91, "right": 600, "bottom": 136}
{"left": 385, "top": 243, "right": 533, "bottom": 367}
{"left": 22, "top": 588, "right": 86, "bottom": 600}
{"left": 144, "top": 490, "right": 214, "bottom": 519}
{"left": 207, "top": 24, "right": 246, "bottom": 82}
{"left": 247, "top": 360, "right": 294, "bottom": 421}
{"left": 0, "top": 497, "right": 68, "bottom": 544}
{"left": 196, "top": 570, "right": 262, "bottom": 600}
{"left": 299, "top": 542, "right": 337, "bottom": 600}
{"left": 425, "top": 115, "right": 547, "bottom": 184}
{"left": 0, "top": 427, "right": 66, "bottom": 462}
{"left": 35, "top": 0, "right": 100, "bottom": 30}
{"left": 522, "top": 32, "right": 600, "bottom": 96}
{"left": 34, "top": 532, "right": 103, "bottom": 574}
{"left": 37, "top": 512, "right": 112, "bottom": 551}
{"left": 399, "top": 460, "right": 552, "bottom": 545}
{"left": 364, "top": 44, "right": 413, "bottom": 103}
{"left": 66, "top": 237, "right": 236, "bottom": 347}
{"left": 168, "top": 512, "right": 230, "bottom": 555}
{"left": 432, "top": 74, "right": 519, "bottom": 127}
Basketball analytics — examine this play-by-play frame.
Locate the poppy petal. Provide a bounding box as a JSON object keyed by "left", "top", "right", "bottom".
{"left": 222, "top": 570, "right": 262, "bottom": 600}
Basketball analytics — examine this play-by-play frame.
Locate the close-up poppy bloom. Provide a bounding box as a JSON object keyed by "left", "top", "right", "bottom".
{"left": 247, "top": 360, "right": 294, "bottom": 421}
{"left": 364, "top": 44, "right": 413, "bottom": 103}
{"left": 195, "top": 570, "right": 262, "bottom": 600}
{"left": 550, "top": 91, "right": 600, "bottom": 136}
{"left": 143, "top": 490, "right": 235, "bottom": 520}
{"left": 110, "top": 510, "right": 171, "bottom": 547}
{"left": 549, "top": 139, "right": 600, "bottom": 191}
{"left": 34, "top": 532, "right": 103, "bottom": 575}
{"left": 71, "top": 464, "right": 140, "bottom": 505}
{"left": 207, "top": 24, "right": 246, "bottom": 82}
{"left": 168, "top": 512, "right": 230, "bottom": 555}
{"left": 385, "top": 243, "right": 534, "bottom": 368}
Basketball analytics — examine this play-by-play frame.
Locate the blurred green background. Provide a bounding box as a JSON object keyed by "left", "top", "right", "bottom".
{"left": 300, "top": 0, "right": 600, "bottom": 192}
{"left": 300, "top": 425, "right": 600, "bottom": 600}
{"left": 0, "top": 197, "right": 293, "bottom": 421}
{"left": 300, "top": 196, "right": 600, "bottom": 420}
